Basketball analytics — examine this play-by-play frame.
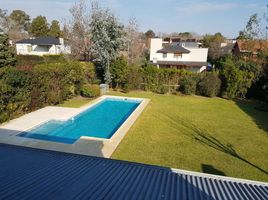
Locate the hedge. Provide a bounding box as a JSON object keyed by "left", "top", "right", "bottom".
{"left": 16, "top": 55, "right": 67, "bottom": 67}
{"left": 0, "top": 62, "right": 96, "bottom": 123}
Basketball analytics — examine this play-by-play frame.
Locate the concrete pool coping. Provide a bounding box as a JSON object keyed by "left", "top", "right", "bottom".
{"left": 0, "top": 95, "right": 150, "bottom": 158}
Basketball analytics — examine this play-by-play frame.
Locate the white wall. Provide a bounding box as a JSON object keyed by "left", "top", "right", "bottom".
{"left": 16, "top": 40, "right": 71, "bottom": 56}
{"left": 150, "top": 38, "right": 208, "bottom": 63}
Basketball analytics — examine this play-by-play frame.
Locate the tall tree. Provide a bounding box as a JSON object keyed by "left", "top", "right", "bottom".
{"left": 126, "top": 17, "right": 145, "bottom": 64}
{"left": 145, "top": 29, "right": 155, "bottom": 39}
{"left": 243, "top": 14, "right": 261, "bottom": 39}
{"left": 9, "top": 10, "right": 30, "bottom": 32}
{"left": 48, "top": 20, "right": 62, "bottom": 38}
{"left": 64, "top": 0, "right": 90, "bottom": 60}
{"left": 29, "top": 16, "right": 49, "bottom": 37}
{"left": 0, "top": 9, "right": 9, "bottom": 33}
{"left": 0, "top": 33, "right": 16, "bottom": 68}
{"left": 90, "top": 3, "right": 125, "bottom": 83}
{"left": 202, "top": 32, "right": 225, "bottom": 62}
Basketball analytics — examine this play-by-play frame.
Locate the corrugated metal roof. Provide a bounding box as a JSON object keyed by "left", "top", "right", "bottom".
{"left": 0, "top": 143, "right": 267, "bottom": 200}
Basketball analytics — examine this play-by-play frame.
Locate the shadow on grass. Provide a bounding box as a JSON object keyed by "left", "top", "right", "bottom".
{"left": 235, "top": 100, "right": 268, "bottom": 134}
{"left": 161, "top": 113, "right": 268, "bottom": 176}
{"left": 201, "top": 164, "right": 226, "bottom": 176}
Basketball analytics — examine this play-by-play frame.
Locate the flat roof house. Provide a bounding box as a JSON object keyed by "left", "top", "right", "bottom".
{"left": 16, "top": 36, "right": 71, "bottom": 56}
{"left": 150, "top": 38, "right": 208, "bottom": 73}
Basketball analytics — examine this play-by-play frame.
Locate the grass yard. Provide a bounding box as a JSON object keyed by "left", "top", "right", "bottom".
{"left": 61, "top": 91, "right": 268, "bottom": 182}
{"left": 58, "top": 96, "right": 94, "bottom": 108}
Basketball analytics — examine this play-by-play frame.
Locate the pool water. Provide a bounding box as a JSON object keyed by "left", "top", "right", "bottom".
{"left": 19, "top": 98, "right": 141, "bottom": 144}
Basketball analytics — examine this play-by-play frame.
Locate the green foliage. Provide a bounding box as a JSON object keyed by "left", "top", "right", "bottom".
{"left": 81, "top": 84, "right": 100, "bottom": 98}
{"left": 0, "top": 62, "right": 96, "bottom": 123}
{"left": 9, "top": 10, "right": 30, "bottom": 31}
{"left": 145, "top": 30, "right": 155, "bottom": 38}
{"left": 110, "top": 56, "right": 128, "bottom": 88}
{"left": 0, "top": 34, "right": 16, "bottom": 68}
{"left": 197, "top": 72, "right": 221, "bottom": 97}
{"left": 123, "top": 65, "right": 143, "bottom": 92}
{"left": 48, "top": 20, "right": 62, "bottom": 38}
{"left": 202, "top": 32, "right": 226, "bottom": 62}
{"left": 219, "top": 57, "right": 255, "bottom": 98}
{"left": 16, "top": 55, "right": 67, "bottom": 67}
{"left": 179, "top": 75, "right": 197, "bottom": 95}
{"left": 29, "top": 16, "right": 49, "bottom": 37}
{"left": 90, "top": 7, "right": 125, "bottom": 83}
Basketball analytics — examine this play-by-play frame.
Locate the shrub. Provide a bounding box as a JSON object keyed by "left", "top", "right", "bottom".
{"left": 110, "top": 56, "right": 128, "bottom": 88}
{"left": 81, "top": 84, "right": 100, "bottom": 98}
{"left": 219, "top": 57, "right": 255, "bottom": 98}
{"left": 179, "top": 75, "right": 197, "bottom": 95}
{"left": 197, "top": 72, "right": 221, "bottom": 97}
{"left": 16, "top": 55, "right": 44, "bottom": 67}
{"left": 0, "top": 61, "right": 94, "bottom": 123}
{"left": 43, "top": 55, "right": 67, "bottom": 63}
{"left": 16, "top": 55, "right": 67, "bottom": 67}
{"left": 123, "top": 65, "right": 143, "bottom": 92}
{"left": 156, "top": 84, "right": 169, "bottom": 94}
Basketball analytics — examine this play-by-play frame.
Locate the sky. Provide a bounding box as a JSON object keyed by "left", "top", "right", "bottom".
{"left": 0, "top": 0, "right": 267, "bottom": 38}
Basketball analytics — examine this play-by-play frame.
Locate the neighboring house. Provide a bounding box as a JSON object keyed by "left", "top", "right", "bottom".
{"left": 233, "top": 40, "right": 268, "bottom": 60}
{"left": 16, "top": 36, "right": 71, "bottom": 56}
{"left": 150, "top": 38, "right": 208, "bottom": 72}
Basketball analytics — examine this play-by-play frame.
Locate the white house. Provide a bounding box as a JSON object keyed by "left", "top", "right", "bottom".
{"left": 150, "top": 38, "right": 208, "bottom": 72}
{"left": 16, "top": 36, "right": 71, "bottom": 56}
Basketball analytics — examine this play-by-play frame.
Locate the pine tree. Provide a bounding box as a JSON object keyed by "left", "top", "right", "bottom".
{"left": 0, "top": 33, "right": 16, "bottom": 68}
{"left": 29, "top": 16, "right": 49, "bottom": 37}
{"left": 48, "top": 20, "right": 62, "bottom": 38}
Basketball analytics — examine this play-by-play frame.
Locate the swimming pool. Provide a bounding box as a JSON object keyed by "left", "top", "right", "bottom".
{"left": 19, "top": 98, "right": 141, "bottom": 144}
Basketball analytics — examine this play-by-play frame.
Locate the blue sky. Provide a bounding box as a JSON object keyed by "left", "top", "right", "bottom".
{"left": 0, "top": 0, "right": 267, "bottom": 38}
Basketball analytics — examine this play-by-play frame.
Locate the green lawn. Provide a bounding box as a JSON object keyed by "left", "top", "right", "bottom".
{"left": 61, "top": 91, "right": 268, "bottom": 182}
{"left": 58, "top": 97, "right": 94, "bottom": 108}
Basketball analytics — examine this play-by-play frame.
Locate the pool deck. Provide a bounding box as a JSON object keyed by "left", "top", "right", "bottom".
{"left": 0, "top": 95, "right": 150, "bottom": 158}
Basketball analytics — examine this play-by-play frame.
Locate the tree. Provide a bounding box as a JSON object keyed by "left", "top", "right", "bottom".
{"left": 48, "top": 20, "right": 62, "bottom": 38}
{"left": 219, "top": 57, "right": 255, "bottom": 98}
{"left": 110, "top": 56, "right": 128, "bottom": 88}
{"left": 202, "top": 32, "right": 226, "bottom": 62}
{"left": 29, "top": 16, "right": 49, "bottom": 37}
{"left": 0, "top": 33, "right": 16, "bottom": 68}
{"left": 64, "top": 0, "right": 91, "bottom": 60}
{"left": 0, "top": 9, "right": 9, "bottom": 33}
{"left": 145, "top": 30, "right": 155, "bottom": 39}
{"left": 90, "top": 3, "right": 125, "bottom": 83}
{"left": 0, "top": 9, "right": 29, "bottom": 41}
{"left": 125, "top": 17, "right": 145, "bottom": 64}
{"left": 9, "top": 10, "right": 30, "bottom": 32}
{"left": 243, "top": 14, "right": 261, "bottom": 39}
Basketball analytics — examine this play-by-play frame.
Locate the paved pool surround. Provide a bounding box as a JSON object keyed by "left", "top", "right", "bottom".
{"left": 0, "top": 95, "right": 150, "bottom": 158}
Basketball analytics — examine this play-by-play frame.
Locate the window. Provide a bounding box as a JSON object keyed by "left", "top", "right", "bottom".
{"left": 174, "top": 53, "right": 182, "bottom": 58}
{"left": 27, "top": 45, "right": 32, "bottom": 53}
{"left": 163, "top": 53, "right": 167, "bottom": 58}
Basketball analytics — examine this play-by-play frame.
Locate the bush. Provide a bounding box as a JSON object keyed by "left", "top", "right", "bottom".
{"left": 16, "top": 55, "right": 67, "bottom": 67}
{"left": 110, "top": 56, "right": 128, "bottom": 88}
{"left": 16, "top": 55, "right": 44, "bottom": 67}
{"left": 123, "top": 65, "right": 143, "bottom": 92}
{"left": 81, "top": 84, "right": 100, "bottom": 98}
{"left": 0, "top": 61, "right": 95, "bottom": 123}
{"left": 179, "top": 75, "right": 197, "bottom": 95}
{"left": 197, "top": 72, "right": 221, "bottom": 97}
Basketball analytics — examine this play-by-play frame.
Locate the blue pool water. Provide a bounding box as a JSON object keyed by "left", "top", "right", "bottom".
{"left": 19, "top": 98, "right": 141, "bottom": 144}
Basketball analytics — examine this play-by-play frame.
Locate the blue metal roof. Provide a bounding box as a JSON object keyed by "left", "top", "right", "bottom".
{"left": 0, "top": 143, "right": 267, "bottom": 200}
